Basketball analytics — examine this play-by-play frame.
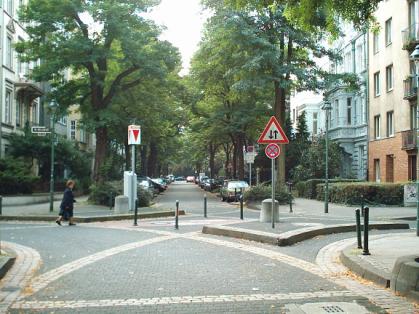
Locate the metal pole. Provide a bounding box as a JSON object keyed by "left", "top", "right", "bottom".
{"left": 362, "top": 207, "right": 370, "bottom": 255}
{"left": 204, "top": 194, "right": 207, "bottom": 218}
{"left": 256, "top": 168, "right": 260, "bottom": 185}
{"left": 133, "top": 199, "right": 138, "bottom": 226}
{"left": 0, "top": 195, "right": 2, "bottom": 216}
{"left": 355, "top": 208, "right": 362, "bottom": 249}
{"left": 416, "top": 68, "right": 419, "bottom": 236}
{"left": 175, "top": 200, "right": 179, "bottom": 229}
{"left": 272, "top": 158, "right": 275, "bottom": 229}
{"left": 288, "top": 183, "right": 293, "bottom": 213}
{"left": 249, "top": 163, "right": 252, "bottom": 187}
{"left": 361, "top": 194, "right": 364, "bottom": 217}
{"left": 240, "top": 188, "right": 244, "bottom": 220}
{"left": 131, "top": 145, "right": 136, "bottom": 211}
{"left": 49, "top": 113, "right": 55, "bottom": 212}
{"left": 325, "top": 108, "right": 329, "bottom": 214}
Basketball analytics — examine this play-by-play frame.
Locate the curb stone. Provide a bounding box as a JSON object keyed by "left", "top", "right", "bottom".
{"left": 0, "top": 210, "right": 186, "bottom": 223}
{"left": 0, "top": 253, "right": 16, "bottom": 280}
{"left": 202, "top": 222, "right": 410, "bottom": 246}
{"left": 340, "top": 247, "right": 391, "bottom": 288}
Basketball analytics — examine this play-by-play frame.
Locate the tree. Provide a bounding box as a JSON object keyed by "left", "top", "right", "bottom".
{"left": 17, "top": 0, "right": 180, "bottom": 183}
{"left": 295, "top": 111, "right": 310, "bottom": 143}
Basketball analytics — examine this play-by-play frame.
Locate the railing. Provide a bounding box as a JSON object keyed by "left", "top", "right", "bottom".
{"left": 402, "top": 23, "right": 419, "bottom": 49}
{"left": 402, "top": 130, "right": 417, "bottom": 150}
{"left": 404, "top": 75, "right": 418, "bottom": 100}
{"left": 329, "top": 126, "right": 367, "bottom": 140}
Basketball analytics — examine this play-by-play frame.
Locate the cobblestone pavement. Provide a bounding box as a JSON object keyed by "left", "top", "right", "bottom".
{"left": 1, "top": 182, "right": 418, "bottom": 313}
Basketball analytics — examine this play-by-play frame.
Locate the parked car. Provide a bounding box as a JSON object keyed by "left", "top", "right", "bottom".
{"left": 199, "top": 176, "right": 209, "bottom": 189}
{"left": 152, "top": 178, "right": 168, "bottom": 190}
{"left": 138, "top": 177, "right": 157, "bottom": 195}
{"left": 186, "top": 176, "right": 195, "bottom": 183}
{"left": 220, "top": 180, "right": 249, "bottom": 202}
{"left": 175, "top": 176, "right": 185, "bottom": 181}
{"left": 204, "top": 178, "right": 223, "bottom": 192}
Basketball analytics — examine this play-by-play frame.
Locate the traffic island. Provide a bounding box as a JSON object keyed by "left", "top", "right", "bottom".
{"left": 0, "top": 252, "right": 16, "bottom": 280}
{"left": 202, "top": 222, "right": 410, "bottom": 246}
{"left": 390, "top": 255, "right": 419, "bottom": 303}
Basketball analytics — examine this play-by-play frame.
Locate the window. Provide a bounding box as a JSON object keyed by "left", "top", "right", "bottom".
{"left": 6, "top": 0, "right": 13, "bottom": 14}
{"left": 373, "top": 32, "right": 379, "bottom": 54}
{"left": 408, "top": 155, "right": 417, "bottom": 181}
{"left": 58, "top": 115, "right": 67, "bottom": 125}
{"left": 374, "top": 159, "right": 381, "bottom": 183}
{"left": 361, "top": 97, "right": 367, "bottom": 124}
{"left": 31, "top": 102, "right": 38, "bottom": 124}
{"left": 292, "top": 109, "right": 296, "bottom": 123}
{"left": 409, "top": 1, "right": 417, "bottom": 25}
{"left": 374, "top": 72, "right": 380, "bottom": 96}
{"left": 80, "top": 128, "right": 86, "bottom": 143}
{"left": 312, "top": 112, "right": 318, "bottom": 135}
{"left": 6, "top": 36, "right": 13, "bottom": 69}
{"left": 16, "top": 97, "right": 22, "bottom": 127}
{"left": 386, "top": 111, "right": 394, "bottom": 137}
{"left": 334, "top": 99, "right": 339, "bottom": 126}
{"left": 344, "top": 51, "right": 351, "bottom": 73}
{"left": 4, "top": 89, "right": 12, "bottom": 124}
{"left": 411, "top": 105, "right": 417, "bottom": 130}
{"left": 70, "top": 120, "right": 76, "bottom": 140}
{"left": 385, "top": 18, "right": 392, "bottom": 46}
{"left": 386, "top": 64, "right": 393, "bottom": 91}
{"left": 356, "top": 43, "right": 364, "bottom": 72}
{"left": 346, "top": 98, "right": 352, "bottom": 125}
{"left": 374, "top": 115, "right": 381, "bottom": 139}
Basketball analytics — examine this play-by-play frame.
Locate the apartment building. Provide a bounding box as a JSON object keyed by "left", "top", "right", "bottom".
{"left": 0, "top": 0, "right": 44, "bottom": 157}
{"left": 368, "top": 0, "right": 418, "bottom": 182}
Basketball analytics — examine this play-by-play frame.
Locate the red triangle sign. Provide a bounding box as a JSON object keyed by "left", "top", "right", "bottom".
{"left": 257, "top": 116, "right": 289, "bottom": 144}
{"left": 132, "top": 129, "right": 140, "bottom": 142}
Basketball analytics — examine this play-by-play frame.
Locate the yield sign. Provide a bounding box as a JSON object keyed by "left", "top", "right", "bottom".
{"left": 128, "top": 125, "right": 141, "bottom": 145}
{"left": 257, "top": 116, "right": 289, "bottom": 144}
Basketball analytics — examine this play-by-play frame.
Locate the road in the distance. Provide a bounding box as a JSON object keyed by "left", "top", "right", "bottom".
{"left": 1, "top": 182, "right": 414, "bottom": 313}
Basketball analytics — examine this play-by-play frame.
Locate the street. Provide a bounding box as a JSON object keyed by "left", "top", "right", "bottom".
{"left": 1, "top": 182, "right": 417, "bottom": 313}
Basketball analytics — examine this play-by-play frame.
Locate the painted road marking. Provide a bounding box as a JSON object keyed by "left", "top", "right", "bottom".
{"left": 12, "top": 290, "right": 357, "bottom": 310}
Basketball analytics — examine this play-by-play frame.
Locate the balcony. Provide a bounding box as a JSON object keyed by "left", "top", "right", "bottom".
{"left": 404, "top": 75, "right": 418, "bottom": 100}
{"left": 402, "top": 23, "right": 419, "bottom": 50}
{"left": 402, "top": 130, "right": 417, "bottom": 150}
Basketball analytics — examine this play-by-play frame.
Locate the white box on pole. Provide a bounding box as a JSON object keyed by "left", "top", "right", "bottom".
{"left": 123, "top": 171, "right": 137, "bottom": 210}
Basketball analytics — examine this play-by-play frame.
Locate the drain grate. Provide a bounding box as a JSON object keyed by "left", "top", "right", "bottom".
{"left": 321, "top": 305, "right": 345, "bottom": 313}
{"left": 1, "top": 286, "right": 20, "bottom": 292}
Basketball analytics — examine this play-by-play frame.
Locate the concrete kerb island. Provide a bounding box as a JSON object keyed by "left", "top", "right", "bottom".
{"left": 202, "top": 222, "right": 410, "bottom": 247}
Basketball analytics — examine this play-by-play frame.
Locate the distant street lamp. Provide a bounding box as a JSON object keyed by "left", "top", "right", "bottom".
{"left": 410, "top": 44, "right": 419, "bottom": 237}
{"left": 321, "top": 100, "right": 332, "bottom": 214}
{"left": 49, "top": 101, "right": 58, "bottom": 212}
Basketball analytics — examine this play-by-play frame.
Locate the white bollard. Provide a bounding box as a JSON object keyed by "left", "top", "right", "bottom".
{"left": 260, "top": 199, "right": 279, "bottom": 223}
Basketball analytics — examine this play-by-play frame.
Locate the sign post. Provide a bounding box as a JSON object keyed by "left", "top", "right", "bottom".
{"left": 244, "top": 146, "right": 257, "bottom": 186}
{"left": 258, "top": 116, "right": 289, "bottom": 229}
{"left": 128, "top": 125, "right": 141, "bottom": 212}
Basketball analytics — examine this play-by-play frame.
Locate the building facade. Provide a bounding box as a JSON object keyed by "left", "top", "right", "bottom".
{"left": 0, "top": 0, "right": 44, "bottom": 157}
{"left": 326, "top": 28, "right": 369, "bottom": 180}
{"left": 368, "top": 0, "right": 418, "bottom": 183}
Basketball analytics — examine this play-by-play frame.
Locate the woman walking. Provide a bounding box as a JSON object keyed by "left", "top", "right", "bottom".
{"left": 56, "top": 180, "right": 76, "bottom": 226}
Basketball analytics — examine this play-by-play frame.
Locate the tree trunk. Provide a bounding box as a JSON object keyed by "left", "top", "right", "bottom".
{"left": 223, "top": 144, "right": 231, "bottom": 178}
{"left": 274, "top": 81, "right": 286, "bottom": 188}
{"left": 124, "top": 143, "right": 130, "bottom": 171}
{"left": 147, "top": 142, "right": 158, "bottom": 177}
{"left": 140, "top": 145, "right": 147, "bottom": 176}
{"left": 209, "top": 142, "right": 216, "bottom": 179}
{"left": 232, "top": 140, "right": 238, "bottom": 179}
{"left": 93, "top": 127, "right": 108, "bottom": 183}
{"left": 237, "top": 134, "right": 245, "bottom": 180}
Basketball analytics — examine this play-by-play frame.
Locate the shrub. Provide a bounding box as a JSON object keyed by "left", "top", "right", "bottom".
{"left": 295, "top": 179, "right": 362, "bottom": 199}
{"left": 316, "top": 182, "right": 403, "bottom": 205}
{"left": 0, "top": 158, "right": 40, "bottom": 195}
{"left": 88, "top": 181, "right": 152, "bottom": 207}
{"left": 244, "top": 184, "right": 292, "bottom": 205}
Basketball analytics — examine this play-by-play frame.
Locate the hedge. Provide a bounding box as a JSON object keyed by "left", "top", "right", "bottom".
{"left": 316, "top": 182, "right": 404, "bottom": 205}
{"left": 295, "top": 179, "right": 362, "bottom": 199}
{"left": 0, "top": 158, "right": 40, "bottom": 195}
{"left": 243, "top": 184, "right": 292, "bottom": 205}
{"left": 89, "top": 181, "right": 153, "bottom": 207}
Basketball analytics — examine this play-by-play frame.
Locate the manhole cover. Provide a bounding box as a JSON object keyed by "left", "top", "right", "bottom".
{"left": 2, "top": 286, "right": 20, "bottom": 292}
{"left": 286, "top": 302, "right": 370, "bottom": 314}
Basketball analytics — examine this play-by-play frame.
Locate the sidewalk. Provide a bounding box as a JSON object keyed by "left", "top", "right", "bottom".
{"left": 340, "top": 232, "right": 419, "bottom": 303}
{"left": 0, "top": 196, "right": 179, "bottom": 222}
{"left": 249, "top": 197, "right": 418, "bottom": 220}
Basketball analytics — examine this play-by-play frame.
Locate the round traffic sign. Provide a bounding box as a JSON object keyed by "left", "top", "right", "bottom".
{"left": 265, "top": 143, "right": 281, "bottom": 159}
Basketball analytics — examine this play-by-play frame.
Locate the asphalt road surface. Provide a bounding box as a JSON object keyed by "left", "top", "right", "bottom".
{"left": 1, "top": 181, "right": 416, "bottom": 313}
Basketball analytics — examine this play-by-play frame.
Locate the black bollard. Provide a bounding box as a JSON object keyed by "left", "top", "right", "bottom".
{"left": 240, "top": 189, "right": 244, "bottom": 220}
{"left": 355, "top": 208, "right": 362, "bottom": 249}
{"left": 362, "top": 207, "right": 370, "bottom": 255}
{"left": 109, "top": 192, "right": 113, "bottom": 210}
{"left": 133, "top": 199, "right": 138, "bottom": 226}
{"left": 0, "top": 195, "right": 2, "bottom": 216}
{"left": 286, "top": 182, "right": 293, "bottom": 213}
{"left": 175, "top": 200, "right": 179, "bottom": 230}
{"left": 361, "top": 194, "right": 364, "bottom": 217}
{"left": 204, "top": 194, "right": 207, "bottom": 218}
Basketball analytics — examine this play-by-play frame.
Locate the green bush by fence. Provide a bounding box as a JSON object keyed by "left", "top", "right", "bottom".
{"left": 295, "top": 179, "right": 362, "bottom": 199}
{"left": 316, "top": 182, "right": 404, "bottom": 205}
{"left": 89, "top": 181, "right": 153, "bottom": 207}
{"left": 243, "top": 184, "right": 292, "bottom": 204}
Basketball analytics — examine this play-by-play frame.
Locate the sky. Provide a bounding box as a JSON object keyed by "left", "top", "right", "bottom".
{"left": 146, "top": 0, "right": 209, "bottom": 75}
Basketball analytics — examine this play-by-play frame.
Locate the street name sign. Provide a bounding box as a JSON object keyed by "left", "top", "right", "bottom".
{"left": 128, "top": 125, "right": 141, "bottom": 145}
{"left": 265, "top": 143, "right": 281, "bottom": 159}
{"left": 257, "top": 116, "right": 289, "bottom": 144}
{"left": 31, "top": 126, "right": 51, "bottom": 134}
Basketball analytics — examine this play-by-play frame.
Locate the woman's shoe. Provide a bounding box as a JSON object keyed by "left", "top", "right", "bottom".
{"left": 69, "top": 223, "right": 76, "bottom": 226}
{"left": 55, "top": 220, "right": 62, "bottom": 226}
